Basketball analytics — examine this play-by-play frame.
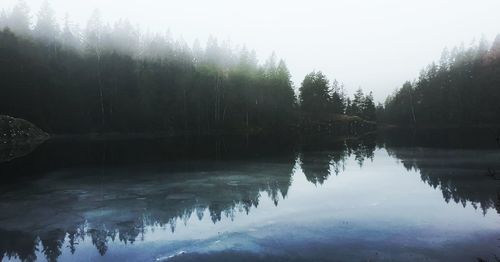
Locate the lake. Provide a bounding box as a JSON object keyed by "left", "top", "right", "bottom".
{"left": 0, "top": 130, "right": 500, "bottom": 262}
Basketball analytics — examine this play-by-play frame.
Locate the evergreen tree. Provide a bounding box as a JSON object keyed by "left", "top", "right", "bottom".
{"left": 299, "top": 71, "right": 331, "bottom": 118}
{"left": 60, "top": 14, "right": 81, "bottom": 50}
{"left": 0, "top": 10, "right": 8, "bottom": 29}
{"left": 351, "top": 88, "right": 365, "bottom": 117}
{"left": 329, "top": 79, "right": 345, "bottom": 114}
{"left": 361, "top": 92, "right": 376, "bottom": 121}
{"left": 7, "top": 0, "right": 31, "bottom": 36}
{"left": 34, "top": 0, "right": 59, "bottom": 43}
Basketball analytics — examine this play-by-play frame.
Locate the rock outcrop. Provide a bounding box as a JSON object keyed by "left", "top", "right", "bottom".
{"left": 0, "top": 115, "right": 49, "bottom": 162}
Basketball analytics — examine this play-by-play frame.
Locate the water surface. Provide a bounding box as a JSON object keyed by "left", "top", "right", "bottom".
{"left": 1, "top": 132, "right": 500, "bottom": 261}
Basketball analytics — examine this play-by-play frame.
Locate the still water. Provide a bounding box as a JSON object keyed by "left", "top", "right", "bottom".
{"left": 1, "top": 131, "right": 500, "bottom": 261}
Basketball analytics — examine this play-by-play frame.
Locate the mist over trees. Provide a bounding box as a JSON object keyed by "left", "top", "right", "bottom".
{"left": 380, "top": 36, "right": 500, "bottom": 127}
{"left": 0, "top": 1, "right": 375, "bottom": 135}
{"left": 0, "top": 1, "right": 300, "bottom": 134}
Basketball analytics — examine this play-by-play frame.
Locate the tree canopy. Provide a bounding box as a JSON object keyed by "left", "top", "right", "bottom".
{"left": 380, "top": 36, "right": 500, "bottom": 127}
{"left": 0, "top": 1, "right": 301, "bottom": 134}
{"left": 0, "top": 1, "right": 377, "bottom": 135}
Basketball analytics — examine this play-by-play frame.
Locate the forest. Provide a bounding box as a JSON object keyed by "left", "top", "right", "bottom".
{"left": 379, "top": 35, "right": 500, "bottom": 127}
{"left": 1, "top": 1, "right": 500, "bottom": 135}
{"left": 0, "top": 1, "right": 376, "bottom": 135}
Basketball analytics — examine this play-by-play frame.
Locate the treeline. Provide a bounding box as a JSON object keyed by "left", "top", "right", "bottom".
{"left": 380, "top": 36, "right": 500, "bottom": 127}
{"left": 0, "top": 1, "right": 375, "bottom": 134}
{"left": 0, "top": 1, "right": 297, "bottom": 134}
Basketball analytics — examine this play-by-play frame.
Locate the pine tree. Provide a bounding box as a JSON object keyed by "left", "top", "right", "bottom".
{"left": 299, "top": 71, "right": 331, "bottom": 118}
{"left": 351, "top": 88, "right": 365, "bottom": 117}
{"left": 329, "top": 79, "right": 345, "bottom": 114}
{"left": 7, "top": 0, "right": 31, "bottom": 36}
{"left": 61, "top": 14, "right": 80, "bottom": 50}
{"left": 362, "top": 92, "right": 376, "bottom": 121}
{"left": 34, "top": 0, "right": 59, "bottom": 42}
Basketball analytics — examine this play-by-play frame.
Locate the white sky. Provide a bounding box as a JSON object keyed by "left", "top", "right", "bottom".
{"left": 2, "top": 0, "right": 500, "bottom": 102}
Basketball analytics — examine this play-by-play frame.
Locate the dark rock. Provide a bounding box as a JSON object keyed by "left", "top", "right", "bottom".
{"left": 0, "top": 115, "right": 49, "bottom": 162}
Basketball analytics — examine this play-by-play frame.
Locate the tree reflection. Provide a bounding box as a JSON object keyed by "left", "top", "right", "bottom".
{"left": 0, "top": 136, "right": 300, "bottom": 261}
{"left": 346, "top": 136, "right": 376, "bottom": 167}
{"left": 300, "top": 135, "right": 376, "bottom": 184}
{"left": 386, "top": 147, "right": 500, "bottom": 215}
{"left": 2, "top": 132, "right": 498, "bottom": 261}
{"left": 301, "top": 151, "right": 334, "bottom": 185}
{"left": 0, "top": 230, "right": 38, "bottom": 262}
{"left": 40, "top": 230, "right": 65, "bottom": 262}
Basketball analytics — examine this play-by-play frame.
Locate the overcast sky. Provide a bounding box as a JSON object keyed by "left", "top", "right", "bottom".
{"left": 2, "top": 0, "right": 500, "bottom": 102}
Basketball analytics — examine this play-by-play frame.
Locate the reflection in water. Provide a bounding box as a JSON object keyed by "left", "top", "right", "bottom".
{"left": 0, "top": 136, "right": 302, "bottom": 261}
{"left": 385, "top": 147, "right": 500, "bottom": 214}
{"left": 299, "top": 137, "right": 376, "bottom": 185}
{"left": 380, "top": 128, "right": 500, "bottom": 215}
{"left": 0, "top": 161, "right": 296, "bottom": 261}
{"left": 0, "top": 131, "right": 499, "bottom": 261}
{"left": 0, "top": 139, "right": 45, "bottom": 163}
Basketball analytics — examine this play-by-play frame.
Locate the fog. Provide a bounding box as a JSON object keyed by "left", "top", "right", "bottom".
{"left": 2, "top": 0, "right": 500, "bottom": 101}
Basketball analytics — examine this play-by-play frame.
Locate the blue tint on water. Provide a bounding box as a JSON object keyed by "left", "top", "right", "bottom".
{"left": 1, "top": 135, "right": 500, "bottom": 261}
